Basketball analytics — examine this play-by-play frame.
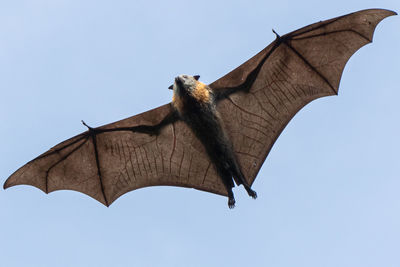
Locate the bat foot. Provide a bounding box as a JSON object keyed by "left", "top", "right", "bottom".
{"left": 228, "top": 197, "right": 236, "bottom": 209}
{"left": 244, "top": 185, "right": 257, "bottom": 199}
{"left": 248, "top": 189, "right": 257, "bottom": 199}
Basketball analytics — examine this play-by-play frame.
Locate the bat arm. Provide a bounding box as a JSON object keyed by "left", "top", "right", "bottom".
{"left": 211, "top": 40, "right": 282, "bottom": 102}
{"left": 82, "top": 109, "right": 179, "bottom": 136}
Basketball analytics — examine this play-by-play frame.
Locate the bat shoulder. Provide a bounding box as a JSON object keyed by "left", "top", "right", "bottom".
{"left": 192, "top": 82, "right": 212, "bottom": 103}
{"left": 172, "top": 81, "right": 214, "bottom": 115}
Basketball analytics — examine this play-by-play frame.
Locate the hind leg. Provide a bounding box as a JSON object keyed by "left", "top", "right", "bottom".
{"left": 223, "top": 177, "right": 236, "bottom": 209}
{"left": 227, "top": 189, "right": 236, "bottom": 209}
{"left": 243, "top": 183, "right": 257, "bottom": 199}
{"left": 229, "top": 160, "right": 257, "bottom": 199}
{"left": 221, "top": 180, "right": 235, "bottom": 208}
{"left": 217, "top": 167, "right": 236, "bottom": 208}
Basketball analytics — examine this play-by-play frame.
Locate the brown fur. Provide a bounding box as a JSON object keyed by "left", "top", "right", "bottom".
{"left": 172, "top": 93, "right": 184, "bottom": 114}
{"left": 191, "top": 82, "right": 210, "bottom": 103}
{"left": 171, "top": 77, "right": 256, "bottom": 208}
{"left": 172, "top": 81, "right": 211, "bottom": 114}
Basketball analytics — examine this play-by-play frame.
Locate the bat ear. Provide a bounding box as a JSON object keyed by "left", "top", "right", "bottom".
{"left": 168, "top": 84, "right": 173, "bottom": 90}
{"left": 193, "top": 75, "right": 200, "bottom": 81}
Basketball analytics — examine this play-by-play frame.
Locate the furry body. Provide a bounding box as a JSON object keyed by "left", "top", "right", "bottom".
{"left": 172, "top": 75, "right": 257, "bottom": 207}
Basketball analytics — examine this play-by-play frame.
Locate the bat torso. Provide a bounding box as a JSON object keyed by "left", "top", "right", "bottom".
{"left": 172, "top": 80, "right": 232, "bottom": 158}
{"left": 172, "top": 77, "right": 241, "bottom": 190}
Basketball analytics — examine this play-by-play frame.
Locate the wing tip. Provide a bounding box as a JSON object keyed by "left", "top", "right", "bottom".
{"left": 358, "top": 8, "right": 397, "bottom": 16}
{"left": 3, "top": 176, "right": 18, "bottom": 190}
{"left": 3, "top": 179, "right": 48, "bottom": 195}
{"left": 377, "top": 8, "right": 397, "bottom": 16}
{"left": 379, "top": 9, "right": 397, "bottom": 21}
{"left": 3, "top": 180, "right": 9, "bottom": 190}
{"left": 366, "top": 8, "right": 397, "bottom": 21}
{"left": 366, "top": 9, "right": 397, "bottom": 44}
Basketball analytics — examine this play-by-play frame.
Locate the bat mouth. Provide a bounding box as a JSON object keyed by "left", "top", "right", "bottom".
{"left": 175, "top": 76, "right": 184, "bottom": 86}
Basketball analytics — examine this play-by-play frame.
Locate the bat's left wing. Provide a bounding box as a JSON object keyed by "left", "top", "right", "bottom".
{"left": 210, "top": 9, "right": 396, "bottom": 186}
{"left": 4, "top": 103, "right": 229, "bottom": 206}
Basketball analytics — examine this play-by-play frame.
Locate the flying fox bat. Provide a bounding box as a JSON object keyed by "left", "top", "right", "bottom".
{"left": 4, "top": 9, "right": 396, "bottom": 208}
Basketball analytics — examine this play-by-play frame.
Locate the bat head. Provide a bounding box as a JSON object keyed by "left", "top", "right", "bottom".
{"left": 169, "top": 74, "right": 200, "bottom": 92}
{"left": 171, "top": 74, "right": 211, "bottom": 109}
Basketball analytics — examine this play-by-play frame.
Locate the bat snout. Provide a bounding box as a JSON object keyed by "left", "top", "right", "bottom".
{"left": 175, "top": 76, "right": 184, "bottom": 86}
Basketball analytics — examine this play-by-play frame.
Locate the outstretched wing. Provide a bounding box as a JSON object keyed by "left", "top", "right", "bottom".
{"left": 210, "top": 9, "right": 396, "bottom": 186}
{"left": 4, "top": 103, "right": 227, "bottom": 206}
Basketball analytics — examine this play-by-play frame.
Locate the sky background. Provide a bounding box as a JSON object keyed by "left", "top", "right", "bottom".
{"left": 0, "top": 1, "right": 399, "bottom": 266}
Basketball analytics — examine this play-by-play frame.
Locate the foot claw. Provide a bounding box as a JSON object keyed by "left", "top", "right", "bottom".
{"left": 248, "top": 189, "right": 257, "bottom": 199}
{"left": 228, "top": 197, "right": 236, "bottom": 209}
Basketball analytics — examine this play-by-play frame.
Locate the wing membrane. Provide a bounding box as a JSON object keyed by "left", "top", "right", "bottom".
{"left": 213, "top": 9, "right": 396, "bottom": 185}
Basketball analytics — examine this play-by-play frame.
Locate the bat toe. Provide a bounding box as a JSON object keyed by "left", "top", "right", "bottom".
{"left": 248, "top": 189, "right": 257, "bottom": 199}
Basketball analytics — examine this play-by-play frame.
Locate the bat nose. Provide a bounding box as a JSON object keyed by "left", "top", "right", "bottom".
{"left": 175, "top": 76, "right": 184, "bottom": 85}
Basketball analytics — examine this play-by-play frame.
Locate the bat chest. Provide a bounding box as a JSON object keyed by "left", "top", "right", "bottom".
{"left": 173, "top": 90, "right": 213, "bottom": 118}
{"left": 172, "top": 84, "right": 233, "bottom": 164}
{"left": 178, "top": 96, "right": 232, "bottom": 161}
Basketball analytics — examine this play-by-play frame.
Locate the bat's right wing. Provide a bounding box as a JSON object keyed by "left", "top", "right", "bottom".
{"left": 4, "top": 103, "right": 228, "bottom": 206}
{"left": 210, "top": 9, "right": 396, "bottom": 186}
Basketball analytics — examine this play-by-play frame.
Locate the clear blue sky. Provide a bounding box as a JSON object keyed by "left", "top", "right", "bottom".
{"left": 1, "top": 1, "right": 399, "bottom": 266}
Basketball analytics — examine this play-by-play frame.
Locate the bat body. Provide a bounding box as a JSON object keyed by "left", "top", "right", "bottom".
{"left": 171, "top": 75, "right": 257, "bottom": 207}
{"left": 3, "top": 9, "right": 396, "bottom": 208}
